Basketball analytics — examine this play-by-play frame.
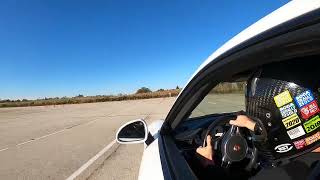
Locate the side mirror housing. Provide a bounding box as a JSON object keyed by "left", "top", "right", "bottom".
{"left": 116, "top": 119, "right": 148, "bottom": 144}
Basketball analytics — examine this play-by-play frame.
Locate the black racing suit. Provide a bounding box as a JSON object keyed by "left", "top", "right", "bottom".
{"left": 190, "top": 146, "right": 320, "bottom": 180}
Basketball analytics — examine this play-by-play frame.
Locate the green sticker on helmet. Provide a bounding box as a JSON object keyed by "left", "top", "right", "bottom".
{"left": 303, "top": 115, "right": 320, "bottom": 133}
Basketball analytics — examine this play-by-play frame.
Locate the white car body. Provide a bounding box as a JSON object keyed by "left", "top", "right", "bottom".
{"left": 139, "top": 120, "right": 165, "bottom": 180}
{"left": 120, "top": 1, "right": 320, "bottom": 179}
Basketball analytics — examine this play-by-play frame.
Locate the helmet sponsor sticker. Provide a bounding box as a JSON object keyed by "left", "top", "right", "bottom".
{"left": 294, "top": 90, "right": 315, "bottom": 108}
{"left": 293, "top": 139, "right": 306, "bottom": 150}
{"left": 305, "top": 132, "right": 320, "bottom": 145}
{"left": 282, "top": 113, "right": 301, "bottom": 129}
{"left": 300, "top": 100, "right": 319, "bottom": 120}
{"left": 287, "top": 125, "right": 305, "bottom": 140}
{"left": 274, "top": 143, "right": 293, "bottom": 153}
{"left": 274, "top": 90, "right": 293, "bottom": 108}
{"left": 279, "top": 103, "right": 297, "bottom": 118}
{"left": 303, "top": 115, "right": 320, "bottom": 133}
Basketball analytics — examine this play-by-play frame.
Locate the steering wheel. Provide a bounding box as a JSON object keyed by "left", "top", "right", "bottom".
{"left": 203, "top": 116, "right": 258, "bottom": 171}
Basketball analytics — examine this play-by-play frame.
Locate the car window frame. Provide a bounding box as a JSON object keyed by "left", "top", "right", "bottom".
{"left": 162, "top": 9, "right": 320, "bottom": 132}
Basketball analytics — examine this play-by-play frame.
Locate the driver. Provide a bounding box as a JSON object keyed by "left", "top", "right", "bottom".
{"left": 194, "top": 60, "right": 320, "bottom": 180}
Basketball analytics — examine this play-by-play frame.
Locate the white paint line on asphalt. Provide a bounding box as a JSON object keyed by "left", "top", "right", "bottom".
{"left": 36, "top": 129, "right": 66, "bottom": 140}
{"left": 16, "top": 140, "right": 35, "bottom": 147}
{"left": 0, "top": 148, "right": 9, "bottom": 152}
{"left": 208, "top": 102, "right": 217, "bottom": 105}
{"left": 15, "top": 129, "right": 68, "bottom": 147}
{"left": 2, "top": 99, "right": 161, "bottom": 153}
{"left": 14, "top": 119, "right": 101, "bottom": 149}
{"left": 66, "top": 139, "right": 117, "bottom": 180}
{"left": 3, "top": 104, "right": 144, "bottom": 151}
{"left": 7, "top": 98, "right": 155, "bottom": 145}
{"left": 84, "top": 120, "right": 99, "bottom": 126}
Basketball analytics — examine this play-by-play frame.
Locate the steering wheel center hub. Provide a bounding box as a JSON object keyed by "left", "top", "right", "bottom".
{"left": 225, "top": 136, "right": 248, "bottom": 161}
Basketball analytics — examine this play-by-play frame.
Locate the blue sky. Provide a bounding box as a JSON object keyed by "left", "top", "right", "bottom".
{"left": 1, "top": 0, "right": 288, "bottom": 100}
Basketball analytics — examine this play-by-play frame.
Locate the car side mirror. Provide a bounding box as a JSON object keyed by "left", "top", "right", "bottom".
{"left": 116, "top": 119, "right": 148, "bottom": 144}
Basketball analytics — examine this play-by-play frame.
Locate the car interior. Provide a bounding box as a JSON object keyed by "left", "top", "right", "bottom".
{"left": 171, "top": 57, "right": 320, "bottom": 179}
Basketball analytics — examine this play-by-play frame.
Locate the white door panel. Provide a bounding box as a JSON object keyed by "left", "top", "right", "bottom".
{"left": 138, "top": 139, "right": 164, "bottom": 180}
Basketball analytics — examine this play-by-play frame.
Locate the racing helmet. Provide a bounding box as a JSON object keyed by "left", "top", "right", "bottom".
{"left": 245, "top": 59, "right": 320, "bottom": 164}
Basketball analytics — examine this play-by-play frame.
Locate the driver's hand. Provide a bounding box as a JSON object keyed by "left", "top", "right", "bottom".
{"left": 229, "top": 115, "right": 256, "bottom": 131}
{"left": 196, "top": 135, "right": 215, "bottom": 167}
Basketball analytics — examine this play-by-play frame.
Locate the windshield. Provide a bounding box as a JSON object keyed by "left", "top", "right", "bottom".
{"left": 190, "top": 82, "right": 246, "bottom": 118}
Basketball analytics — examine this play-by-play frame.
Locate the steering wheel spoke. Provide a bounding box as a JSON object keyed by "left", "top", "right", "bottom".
{"left": 246, "top": 147, "right": 254, "bottom": 158}
{"left": 221, "top": 157, "right": 231, "bottom": 168}
{"left": 229, "top": 125, "right": 238, "bottom": 135}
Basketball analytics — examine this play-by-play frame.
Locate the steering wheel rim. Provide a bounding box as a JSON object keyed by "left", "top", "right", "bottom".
{"left": 203, "top": 116, "right": 258, "bottom": 171}
{"left": 202, "top": 116, "right": 232, "bottom": 147}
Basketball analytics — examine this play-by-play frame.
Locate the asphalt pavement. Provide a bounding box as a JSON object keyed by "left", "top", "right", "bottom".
{"left": 0, "top": 98, "right": 175, "bottom": 180}
{"left": 0, "top": 94, "right": 244, "bottom": 180}
{"left": 88, "top": 93, "right": 245, "bottom": 180}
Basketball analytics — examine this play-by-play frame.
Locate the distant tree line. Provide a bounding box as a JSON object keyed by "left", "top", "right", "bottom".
{"left": 0, "top": 87, "right": 181, "bottom": 108}
{"left": 0, "top": 83, "right": 244, "bottom": 108}
{"left": 210, "top": 82, "right": 246, "bottom": 94}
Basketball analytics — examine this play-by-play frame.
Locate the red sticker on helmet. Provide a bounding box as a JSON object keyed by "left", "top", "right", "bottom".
{"left": 293, "top": 139, "right": 306, "bottom": 150}
{"left": 300, "top": 100, "right": 319, "bottom": 120}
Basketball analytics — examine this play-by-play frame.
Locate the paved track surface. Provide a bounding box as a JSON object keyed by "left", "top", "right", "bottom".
{"left": 0, "top": 94, "right": 244, "bottom": 180}
{"left": 191, "top": 93, "right": 245, "bottom": 118}
{"left": 88, "top": 114, "right": 169, "bottom": 180}
{"left": 88, "top": 94, "right": 245, "bottom": 180}
{"left": 89, "top": 144, "right": 143, "bottom": 180}
{"left": 0, "top": 98, "right": 175, "bottom": 180}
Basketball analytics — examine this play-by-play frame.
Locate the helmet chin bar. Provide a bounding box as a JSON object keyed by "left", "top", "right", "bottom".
{"left": 220, "top": 125, "right": 256, "bottom": 170}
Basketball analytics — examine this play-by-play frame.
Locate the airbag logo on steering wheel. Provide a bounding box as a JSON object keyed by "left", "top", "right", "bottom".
{"left": 274, "top": 143, "right": 293, "bottom": 153}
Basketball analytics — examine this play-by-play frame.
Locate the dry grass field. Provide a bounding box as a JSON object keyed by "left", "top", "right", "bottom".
{"left": 0, "top": 89, "right": 180, "bottom": 108}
